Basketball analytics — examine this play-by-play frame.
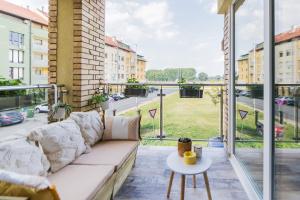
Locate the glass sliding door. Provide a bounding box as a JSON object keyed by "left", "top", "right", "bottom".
{"left": 234, "top": 0, "right": 264, "bottom": 195}
{"left": 274, "top": 0, "right": 300, "bottom": 199}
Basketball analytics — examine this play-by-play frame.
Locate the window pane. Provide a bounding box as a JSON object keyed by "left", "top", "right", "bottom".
{"left": 8, "top": 50, "right": 13, "bottom": 62}
{"left": 234, "top": 0, "right": 264, "bottom": 195}
{"left": 13, "top": 50, "right": 18, "bottom": 63}
{"left": 18, "top": 51, "right": 24, "bottom": 63}
{"left": 18, "top": 68, "right": 24, "bottom": 79}
{"left": 13, "top": 68, "right": 18, "bottom": 79}
{"left": 274, "top": 0, "right": 300, "bottom": 199}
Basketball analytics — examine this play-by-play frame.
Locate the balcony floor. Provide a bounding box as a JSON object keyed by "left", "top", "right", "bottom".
{"left": 115, "top": 146, "right": 249, "bottom": 200}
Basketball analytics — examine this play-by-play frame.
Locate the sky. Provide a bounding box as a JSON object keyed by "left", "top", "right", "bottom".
{"left": 105, "top": 0, "right": 224, "bottom": 76}
{"left": 7, "top": 0, "right": 225, "bottom": 76}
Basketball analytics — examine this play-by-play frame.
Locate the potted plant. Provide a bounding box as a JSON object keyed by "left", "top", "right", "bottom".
{"left": 178, "top": 78, "right": 203, "bottom": 98}
{"left": 178, "top": 137, "right": 192, "bottom": 157}
{"left": 91, "top": 93, "right": 109, "bottom": 110}
{"left": 124, "top": 78, "right": 149, "bottom": 97}
{"left": 51, "top": 102, "right": 72, "bottom": 120}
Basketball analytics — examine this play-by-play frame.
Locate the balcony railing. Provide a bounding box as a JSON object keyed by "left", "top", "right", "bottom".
{"left": 102, "top": 83, "right": 226, "bottom": 144}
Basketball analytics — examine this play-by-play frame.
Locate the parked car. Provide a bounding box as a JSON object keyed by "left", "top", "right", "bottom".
{"left": 35, "top": 103, "right": 49, "bottom": 113}
{"left": 111, "top": 94, "right": 121, "bottom": 101}
{"left": 275, "top": 96, "right": 291, "bottom": 105}
{"left": 111, "top": 93, "right": 126, "bottom": 101}
{"left": 240, "top": 91, "right": 251, "bottom": 97}
{"left": 149, "top": 87, "right": 159, "bottom": 93}
{"left": 286, "top": 97, "right": 295, "bottom": 106}
{"left": 0, "top": 111, "right": 24, "bottom": 127}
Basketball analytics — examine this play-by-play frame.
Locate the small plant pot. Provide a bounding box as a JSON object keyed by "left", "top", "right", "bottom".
{"left": 52, "top": 107, "right": 65, "bottom": 120}
{"left": 125, "top": 88, "right": 149, "bottom": 97}
{"left": 100, "top": 101, "right": 109, "bottom": 110}
{"left": 178, "top": 138, "right": 192, "bottom": 157}
{"left": 179, "top": 88, "right": 203, "bottom": 98}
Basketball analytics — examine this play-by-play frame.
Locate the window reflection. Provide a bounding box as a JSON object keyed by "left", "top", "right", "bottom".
{"left": 234, "top": 0, "right": 264, "bottom": 194}
{"left": 275, "top": 0, "right": 300, "bottom": 199}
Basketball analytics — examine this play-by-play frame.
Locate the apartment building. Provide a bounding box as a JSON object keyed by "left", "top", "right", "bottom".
{"left": 0, "top": 1, "right": 48, "bottom": 85}
{"left": 237, "top": 27, "right": 300, "bottom": 84}
{"left": 137, "top": 55, "right": 147, "bottom": 81}
{"left": 104, "top": 36, "right": 146, "bottom": 83}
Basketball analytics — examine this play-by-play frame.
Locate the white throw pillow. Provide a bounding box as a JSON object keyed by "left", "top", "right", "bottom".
{"left": 70, "top": 111, "right": 104, "bottom": 146}
{"left": 28, "top": 119, "right": 86, "bottom": 173}
{"left": 0, "top": 138, "right": 50, "bottom": 176}
{"left": 103, "top": 115, "right": 141, "bottom": 141}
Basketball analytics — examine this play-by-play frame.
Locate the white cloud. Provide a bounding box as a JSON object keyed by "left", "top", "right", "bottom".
{"left": 6, "top": 0, "right": 47, "bottom": 10}
{"left": 198, "top": 0, "right": 218, "bottom": 14}
{"left": 106, "top": 0, "right": 178, "bottom": 43}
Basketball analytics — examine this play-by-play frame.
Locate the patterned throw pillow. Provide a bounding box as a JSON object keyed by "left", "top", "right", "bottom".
{"left": 0, "top": 138, "right": 50, "bottom": 176}
{"left": 70, "top": 111, "right": 104, "bottom": 146}
{"left": 28, "top": 119, "right": 87, "bottom": 173}
{"left": 103, "top": 115, "right": 141, "bottom": 141}
{"left": 0, "top": 169, "right": 60, "bottom": 200}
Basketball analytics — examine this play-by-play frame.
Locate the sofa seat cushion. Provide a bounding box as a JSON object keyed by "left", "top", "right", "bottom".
{"left": 48, "top": 165, "right": 114, "bottom": 200}
{"left": 72, "top": 141, "right": 138, "bottom": 170}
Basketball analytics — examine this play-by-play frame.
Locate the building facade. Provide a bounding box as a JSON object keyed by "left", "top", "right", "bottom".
{"left": 237, "top": 27, "right": 300, "bottom": 84}
{"left": 137, "top": 55, "right": 147, "bottom": 81}
{"left": 104, "top": 36, "right": 146, "bottom": 83}
{"left": 0, "top": 1, "right": 48, "bottom": 85}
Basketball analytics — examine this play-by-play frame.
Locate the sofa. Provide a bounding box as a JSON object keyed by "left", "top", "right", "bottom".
{"left": 0, "top": 111, "right": 140, "bottom": 200}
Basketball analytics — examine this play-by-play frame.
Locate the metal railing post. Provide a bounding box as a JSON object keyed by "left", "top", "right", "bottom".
{"left": 157, "top": 85, "right": 166, "bottom": 140}
{"left": 220, "top": 87, "right": 224, "bottom": 140}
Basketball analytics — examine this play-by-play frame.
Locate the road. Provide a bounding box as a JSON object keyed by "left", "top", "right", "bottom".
{"left": 0, "top": 88, "right": 177, "bottom": 140}
{"left": 107, "top": 88, "right": 177, "bottom": 115}
{"left": 237, "top": 96, "right": 298, "bottom": 122}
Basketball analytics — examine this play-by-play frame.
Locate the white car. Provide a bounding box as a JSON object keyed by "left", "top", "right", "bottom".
{"left": 35, "top": 103, "right": 49, "bottom": 113}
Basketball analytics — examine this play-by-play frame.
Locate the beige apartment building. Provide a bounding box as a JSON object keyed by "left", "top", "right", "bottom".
{"left": 137, "top": 55, "right": 147, "bottom": 81}
{"left": 104, "top": 36, "right": 146, "bottom": 83}
{"left": 237, "top": 27, "right": 300, "bottom": 84}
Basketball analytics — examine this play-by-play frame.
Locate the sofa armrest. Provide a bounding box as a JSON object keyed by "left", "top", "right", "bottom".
{"left": 0, "top": 197, "right": 28, "bottom": 200}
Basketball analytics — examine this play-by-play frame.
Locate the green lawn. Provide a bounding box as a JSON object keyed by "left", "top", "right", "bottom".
{"left": 236, "top": 103, "right": 300, "bottom": 148}
{"left": 123, "top": 92, "right": 300, "bottom": 148}
{"left": 123, "top": 91, "right": 221, "bottom": 146}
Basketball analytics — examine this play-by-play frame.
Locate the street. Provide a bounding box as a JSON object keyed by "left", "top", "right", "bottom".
{"left": 237, "top": 96, "right": 298, "bottom": 122}
{"left": 107, "top": 88, "right": 177, "bottom": 115}
{"left": 0, "top": 88, "right": 177, "bottom": 140}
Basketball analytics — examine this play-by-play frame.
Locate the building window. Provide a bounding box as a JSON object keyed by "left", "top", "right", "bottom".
{"left": 9, "top": 32, "right": 24, "bottom": 46}
{"left": 9, "top": 49, "right": 24, "bottom": 63}
{"left": 9, "top": 67, "right": 24, "bottom": 80}
{"left": 279, "top": 51, "right": 284, "bottom": 57}
{"left": 286, "top": 49, "right": 292, "bottom": 56}
{"left": 34, "top": 39, "right": 43, "bottom": 45}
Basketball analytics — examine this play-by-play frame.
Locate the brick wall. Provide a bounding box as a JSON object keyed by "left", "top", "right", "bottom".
{"left": 223, "top": 8, "right": 231, "bottom": 142}
{"left": 49, "top": 0, "right": 105, "bottom": 112}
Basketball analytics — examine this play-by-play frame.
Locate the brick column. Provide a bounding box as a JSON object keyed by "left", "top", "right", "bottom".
{"left": 49, "top": 0, "right": 105, "bottom": 112}
{"left": 223, "top": 9, "right": 231, "bottom": 143}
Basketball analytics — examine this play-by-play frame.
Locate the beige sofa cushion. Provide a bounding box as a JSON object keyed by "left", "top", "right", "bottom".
{"left": 70, "top": 111, "right": 104, "bottom": 147}
{"left": 48, "top": 165, "right": 114, "bottom": 200}
{"left": 29, "top": 119, "right": 86, "bottom": 173}
{"left": 0, "top": 139, "right": 50, "bottom": 176}
{"left": 103, "top": 116, "right": 140, "bottom": 141}
{"left": 73, "top": 141, "right": 138, "bottom": 170}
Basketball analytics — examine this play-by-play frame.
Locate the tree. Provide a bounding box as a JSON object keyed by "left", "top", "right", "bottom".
{"left": 198, "top": 72, "right": 208, "bottom": 81}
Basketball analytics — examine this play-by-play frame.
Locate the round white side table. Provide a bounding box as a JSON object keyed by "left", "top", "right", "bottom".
{"left": 166, "top": 152, "right": 212, "bottom": 200}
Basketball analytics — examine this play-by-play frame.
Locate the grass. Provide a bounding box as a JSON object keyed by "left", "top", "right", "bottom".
{"left": 123, "top": 92, "right": 300, "bottom": 148}
{"left": 123, "top": 90, "right": 221, "bottom": 146}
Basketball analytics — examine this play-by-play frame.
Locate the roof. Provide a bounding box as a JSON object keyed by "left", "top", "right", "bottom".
{"left": 105, "top": 36, "right": 136, "bottom": 52}
{"left": 275, "top": 26, "right": 300, "bottom": 43}
{"left": 105, "top": 36, "right": 118, "bottom": 47}
{"left": 137, "top": 55, "right": 147, "bottom": 62}
{"left": 0, "top": 1, "right": 48, "bottom": 25}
